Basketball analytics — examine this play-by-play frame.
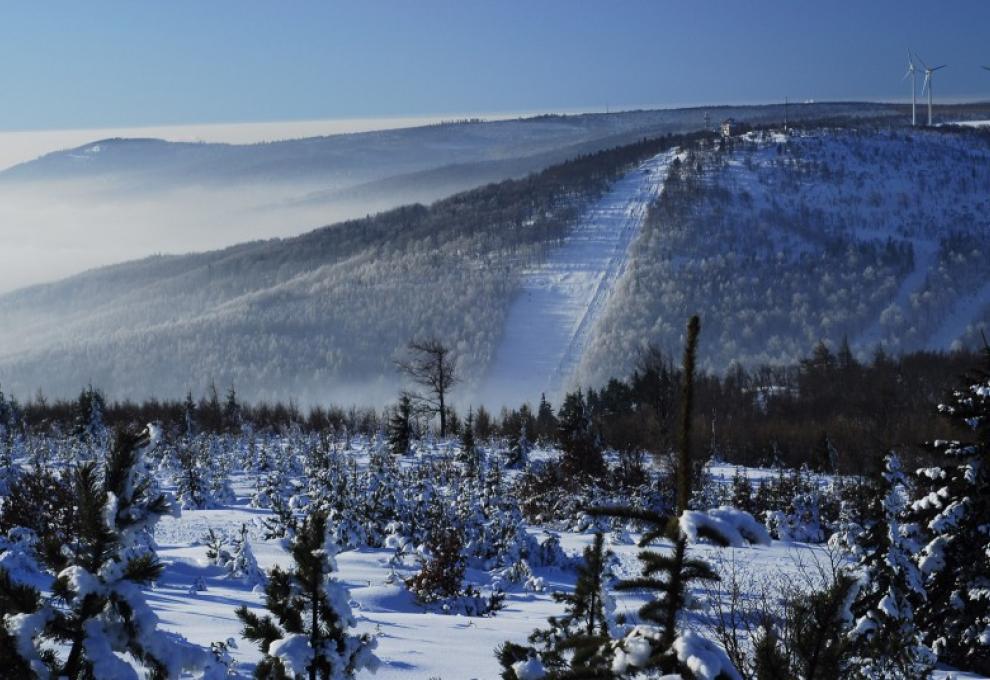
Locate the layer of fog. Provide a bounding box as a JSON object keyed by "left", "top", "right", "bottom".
{"left": 0, "top": 111, "right": 561, "bottom": 172}
{"left": 0, "top": 178, "right": 433, "bottom": 294}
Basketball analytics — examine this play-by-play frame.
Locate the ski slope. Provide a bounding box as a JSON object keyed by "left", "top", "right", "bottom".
{"left": 479, "top": 149, "right": 679, "bottom": 407}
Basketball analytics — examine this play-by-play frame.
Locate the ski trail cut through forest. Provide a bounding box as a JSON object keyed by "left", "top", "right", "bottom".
{"left": 479, "top": 149, "right": 679, "bottom": 407}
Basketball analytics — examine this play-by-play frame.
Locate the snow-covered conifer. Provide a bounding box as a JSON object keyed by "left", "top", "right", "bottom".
{"left": 847, "top": 455, "right": 934, "bottom": 679}
{"left": 236, "top": 509, "right": 379, "bottom": 679}
{"left": 911, "top": 348, "right": 990, "bottom": 674}
{"left": 499, "top": 532, "right": 616, "bottom": 678}
{"left": 226, "top": 524, "right": 265, "bottom": 588}
{"left": 38, "top": 427, "right": 215, "bottom": 677}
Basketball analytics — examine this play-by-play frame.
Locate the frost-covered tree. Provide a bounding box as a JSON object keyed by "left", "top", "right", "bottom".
{"left": 12, "top": 427, "right": 217, "bottom": 678}
{"left": 0, "top": 560, "right": 53, "bottom": 676}
{"left": 911, "top": 347, "right": 990, "bottom": 674}
{"left": 847, "top": 455, "right": 934, "bottom": 679}
{"left": 506, "top": 422, "right": 530, "bottom": 470}
{"left": 74, "top": 385, "right": 108, "bottom": 454}
{"left": 396, "top": 338, "right": 459, "bottom": 438}
{"left": 226, "top": 524, "right": 266, "bottom": 588}
{"left": 236, "top": 509, "right": 379, "bottom": 679}
{"left": 175, "top": 442, "right": 215, "bottom": 509}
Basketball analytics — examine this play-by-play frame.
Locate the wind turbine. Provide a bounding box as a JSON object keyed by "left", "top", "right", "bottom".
{"left": 916, "top": 54, "right": 947, "bottom": 126}
{"left": 904, "top": 51, "right": 918, "bottom": 126}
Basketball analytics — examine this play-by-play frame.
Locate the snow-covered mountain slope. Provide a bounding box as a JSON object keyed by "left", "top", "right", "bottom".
{"left": 0, "top": 137, "right": 676, "bottom": 404}
{"left": 0, "top": 103, "right": 901, "bottom": 294}
{"left": 579, "top": 126, "right": 990, "bottom": 382}
{"left": 479, "top": 150, "right": 680, "bottom": 406}
{"left": 3, "top": 125, "right": 988, "bottom": 406}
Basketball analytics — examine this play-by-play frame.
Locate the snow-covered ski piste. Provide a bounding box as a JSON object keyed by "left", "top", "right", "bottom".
{"left": 479, "top": 149, "right": 679, "bottom": 407}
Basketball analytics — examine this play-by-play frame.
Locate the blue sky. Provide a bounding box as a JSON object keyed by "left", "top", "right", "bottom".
{"left": 1, "top": 1, "right": 988, "bottom": 132}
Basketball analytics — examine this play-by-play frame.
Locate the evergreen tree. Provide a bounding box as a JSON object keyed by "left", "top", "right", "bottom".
{"left": 536, "top": 393, "right": 558, "bottom": 444}
{"left": 227, "top": 524, "right": 266, "bottom": 587}
{"left": 74, "top": 385, "right": 108, "bottom": 452}
{"left": 729, "top": 468, "right": 754, "bottom": 515}
{"left": 750, "top": 624, "right": 789, "bottom": 680}
{"left": 498, "top": 532, "right": 615, "bottom": 678}
{"left": 591, "top": 316, "right": 742, "bottom": 679}
{"left": 184, "top": 390, "right": 198, "bottom": 438}
{"left": 16, "top": 428, "right": 216, "bottom": 678}
{"left": 223, "top": 385, "right": 242, "bottom": 433}
{"left": 236, "top": 509, "right": 379, "bottom": 679}
{"left": 0, "top": 564, "right": 54, "bottom": 676}
{"left": 812, "top": 431, "right": 837, "bottom": 474}
{"left": 771, "top": 574, "right": 859, "bottom": 680}
{"left": 911, "top": 347, "right": 990, "bottom": 674}
{"left": 506, "top": 422, "right": 530, "bottom": 470}
{"left": 175, "top": 442, "right": 214, "bottom": 509}
{"left": 847, "top": 455, "right": 934, "bottom": 679}
{"left": 460, "top": 408, "right": 477, "bottom": 464}
{"left": 405, "top": 527, "right": 467, "bottom": 604}
{"left": 387, "top": 394, "right": 414, "bottom": 456}
{"left": 557, "top": 391, "right": 602, "bottom": 477}
{"left": 475, "top": 405, "right": 494, "bottom": 441}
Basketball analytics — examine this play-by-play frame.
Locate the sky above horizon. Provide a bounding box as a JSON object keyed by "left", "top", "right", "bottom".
{"left": 1, "top": 1, "right": 987, "bottom": 136}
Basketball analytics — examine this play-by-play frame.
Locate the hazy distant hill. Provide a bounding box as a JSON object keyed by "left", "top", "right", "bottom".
{"left": 0, "top": 103, "right": 899, "bottom": 192}
{"left": 0, "top": 102, "right": 905, "bottom": 294}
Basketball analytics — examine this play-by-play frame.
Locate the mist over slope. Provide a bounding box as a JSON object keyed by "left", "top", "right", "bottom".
{"left": 0, "top": 136, "right": 681, "bottom": 404}
{"left": 0, "top": 102, "right": 898, "bottom": 293}
{"left": 5, "top": 112, "right": 988, "bottom": 408}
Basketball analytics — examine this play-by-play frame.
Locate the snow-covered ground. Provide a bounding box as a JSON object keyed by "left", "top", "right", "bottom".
{"left": 478, "top": 150, "right": 679, "bottom": 407}
{"left": 148, "top": 489, "right": 825, "bottom": 679}
{"left": 148, "top": 472, "right": 982, "bottom": 679}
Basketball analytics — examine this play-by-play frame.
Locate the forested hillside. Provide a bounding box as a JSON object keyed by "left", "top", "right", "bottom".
{"left": 4, "top": 123, "right": 990, "bottom": 407}
{"left": 578, "top": 125, "right": 990, "bottom": 384}
{"left": 0, "top": 136, "right": 685, "bottom": 404}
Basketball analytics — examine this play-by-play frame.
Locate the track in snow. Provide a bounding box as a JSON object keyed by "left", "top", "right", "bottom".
{"left": 478, "top": 149, "right": 679, "bottom": 407}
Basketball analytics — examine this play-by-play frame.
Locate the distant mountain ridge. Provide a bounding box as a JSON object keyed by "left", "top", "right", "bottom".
{"left": 0, "top": 103, "right": 900, "bottom": 192}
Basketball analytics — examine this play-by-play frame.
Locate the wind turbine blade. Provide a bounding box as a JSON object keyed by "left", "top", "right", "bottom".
{"left": 903, "top": 68, "right": 912, "bottom": 80}
{"left": 932, "top": 65, "right": 948, "bottom": 71}
{"left": 983, "top": 65, "right": 990, "bottom": 71}
{"left": 915, "top": 54, "right": 929, "bottom": 70}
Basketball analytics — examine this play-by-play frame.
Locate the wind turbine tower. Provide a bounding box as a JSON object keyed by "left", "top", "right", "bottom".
{"left": 916, "top": 54, "right": 947, "bottom": 126}
{"left": 904, "top": 51, "right": 918, "bottom": 126}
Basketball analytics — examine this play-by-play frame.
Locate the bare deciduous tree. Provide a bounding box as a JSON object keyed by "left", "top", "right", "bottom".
{"left": 396, "top": 338, "right": 458, "bottom": 438}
